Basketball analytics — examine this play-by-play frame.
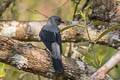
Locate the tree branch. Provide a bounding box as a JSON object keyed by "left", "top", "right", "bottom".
{"left": 0, "top": 35, "right": 108, "bottom": 80}
{"left": 0, "top": 20, "right": 120, "bottom": 49}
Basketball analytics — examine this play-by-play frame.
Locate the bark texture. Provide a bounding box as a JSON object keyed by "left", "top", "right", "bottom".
{"left": 90, "top": 0, "right": 120, "bottom": 48}
{"left": 0, "top": 35, "right": 105, "bottom": 80}
{"left": 0, "top": 20, "right": 119, "bottom": 49}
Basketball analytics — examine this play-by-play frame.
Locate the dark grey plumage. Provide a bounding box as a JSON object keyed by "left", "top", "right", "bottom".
{"left": 39, "top": 16, "right": 64, "bottom": 73}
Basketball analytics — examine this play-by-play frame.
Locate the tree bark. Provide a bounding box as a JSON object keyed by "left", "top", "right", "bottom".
{"left": 0, "top": 20, "right": 119, "bottom": 49}
{"left": 0, "top": 35, "right": 113, "bottom": 80}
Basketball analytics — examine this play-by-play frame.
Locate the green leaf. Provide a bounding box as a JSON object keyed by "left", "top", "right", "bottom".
{"left": 101, "top": 47, "right": 116, "bottom": 65}
{"left": 95, "top": 24, "right": 120, "bottom": 42}
{"left": 60, "top": 25, "right": 74, "bottom": 32}
{"left": 60, "top": 25, "right": 86, "bottom": 32}
{"left": 88, "top": 21, "right": 107, "bottom": 27}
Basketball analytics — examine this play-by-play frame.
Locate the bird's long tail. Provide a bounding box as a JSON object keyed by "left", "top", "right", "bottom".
{"left": 52, "top": 57, "right": 64, "bottom": 73}
{"left": 51, "top": 42, "right": 64, "bottom": 73}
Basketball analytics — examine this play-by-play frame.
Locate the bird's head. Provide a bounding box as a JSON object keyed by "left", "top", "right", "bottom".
{"left": 48, "top": 16, "right": 64, "bottom": 25}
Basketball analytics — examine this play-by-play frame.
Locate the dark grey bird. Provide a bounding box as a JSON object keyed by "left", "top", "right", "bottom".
{"left": 39, "top": 16, "right": 64, "bottom": 73}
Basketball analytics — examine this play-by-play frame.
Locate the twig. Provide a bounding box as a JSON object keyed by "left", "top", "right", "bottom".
{"left": 67, "top": 0, "right": 81, "bottom": 58}
{"left": 0, "top": 0, "right": 15, "bottom": 17}
{"left": 26, "top": 9, "right": 49, "bottom": 19}
{"left": 72, "top": 0, "right": 81, "bottom": 20}
{"left": 34, "top": 10, "right": 49, "bottom": 18}
{"left": 52, "top": 0, "right": 69, "bottom": 10}
{"left": 81, "top": 0, "right": 90, "bottom": 11}
{"left": 85, "top": 25, "right": 99, "bottom": 67}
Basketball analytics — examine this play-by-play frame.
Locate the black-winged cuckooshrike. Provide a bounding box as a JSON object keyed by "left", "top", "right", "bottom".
{"left": 39, "top": 16, "right": 64, "bottom": 73}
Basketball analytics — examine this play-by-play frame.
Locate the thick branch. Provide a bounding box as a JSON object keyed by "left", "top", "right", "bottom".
{"left": 0, "top": 35, "right": 92, "bottom": 80}
{"left": 0, "top": 20, "right": 80, "bottom": 42}
{"left": 0, "top": 20, "right": 120, "bottom": 49}
{"left": 0, "top": 35, "right": 112, "bottom": 80}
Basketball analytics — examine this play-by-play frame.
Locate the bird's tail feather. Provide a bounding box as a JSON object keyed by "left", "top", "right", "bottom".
{"left": 52, "top": 57, "right": 64, "bottom": 73}
{"left": 51, "top": 42, "right": 64, "bottom": 73}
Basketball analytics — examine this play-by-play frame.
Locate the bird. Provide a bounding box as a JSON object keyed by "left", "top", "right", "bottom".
{"left": 39, "top": 16, "right": 64, "bottom": 73}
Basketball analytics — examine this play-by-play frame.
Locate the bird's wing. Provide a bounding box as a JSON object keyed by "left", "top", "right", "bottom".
{"left": 40, "top": 27, "right": 62, "bottom": 50}
{"left": 40, "top": 26, "right": 64, "bottom": 72}
{"left": 51, "top": 32, "right": 62, "bottom": 59}
{"left": 40, "top": 28, "right": 62, "bottom": 55}
{"left": 40, "top": 28, "right": 54, "bottom": 51}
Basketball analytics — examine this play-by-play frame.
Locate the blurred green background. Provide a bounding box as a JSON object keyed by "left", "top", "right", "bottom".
{"left": 1, "top": 0, "right": 74, "bottom": 20}
{"left": 0, "top": 0, "right": 119, "bottom": 80}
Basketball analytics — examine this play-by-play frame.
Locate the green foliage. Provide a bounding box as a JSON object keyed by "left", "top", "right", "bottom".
{"left": 109, "top": 66, "right": 120, "bottom": 79}
{"left": 95, "top": 24, "right": 120, "bottom": 42}
{"left": 60, "top": 24, "right": 85, "bottom": 32}
{"left": 88, "top": 21, "right": 107, "bottom": 27}
{"left": 0, "top": 63, "right": 7, "bottom": 78}
{"left": 77, "top": 44, "right": 116, "bottom": 68}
